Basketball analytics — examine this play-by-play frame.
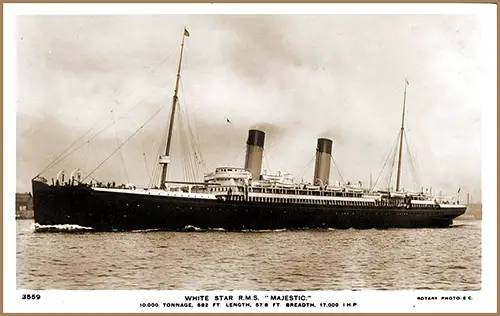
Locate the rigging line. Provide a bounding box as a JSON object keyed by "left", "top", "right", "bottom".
{"left": 371, "top": 151, "right": 392, "bottom": 191}
{"left": 142, "top": 152, "right": 152, "bottom": 187}
{"left": 371, "top": 133, "right": 400, "bottom": 191}
{"left": 388, "top": 131, "right": 402, "bottom": 189}
{"left": 36, "top": 109, "right": 113, "bottom": 177}
{"left": 37, "top": 53, "right": 172, "bottom": 178}
{"left": 386, "top": 140, "right": 397, "bottom": 189}
{"left": 189, "top": 121, "right": 207, "bottom": 174}
{"left": 387, "top": 131, "right": 401, "bottom": 190}
{"left": 176, "top": 64, "right": 191, "bottom": 181}
{"left": 152, "top": 144, "right": 164, "bottom": 187}
{"left": 403, "top": 133, "right": 417, "bottom": 191}
{"left": 153, "top": 122, "right": 167, "bottom": 186}
{"left": 404, "top": 135, "right": 420, "bottom": 192}
{"left": 190, "top": 135, "right": 203, "bottom": 180}
{"left": 230, "top": 146, "right": 247, "bottom": 166}
{"left": 150, "top": 104, "right": 171, "bottom": 187}
{"left": 149, "top": 156, "right": 157, "bottom": 187}
{"left": 112, "top": 108, "right": 130, "bottom": 184}
{"left": 330, "top": 156, "right": 345, "bottom": 182}
{"left": 182, "top": 104, "right": 203, "bottom": 176}
{"left": 152, "top": 131, "right": 168, "bottom": 183}
{"left": 180, "top": 103, "right": 199, "bottom": 171}
{"left": 265, "top": 137, "right": 283, "bottom": 153}
{"left": 180, "top": 78, "right": 202, "bottom": 151}
{"left": 179, "top": 78, "right": 209, "bottom": 174}
{"left": 172, "top": 110, "right": 183, "bottom": 181}
{"left": 403, "top": 130, "right": 421, "bottom": 190}
{"left": 46, "top": 91, "right": 163, "bottom": 174}
{"left": 192, "top": 136, "right": 203, "bottom": 180}
{"left": 177, "top": 107, "right": 196, "bottom": 181}
{"left": 262, "top": 149, "right": 288, "bottom": 173}
{"left": 152, "top": 143, "right": 167, "bottom": 186}
{"left": 178, "top": 94, "right": 208, "bottom": 174}
{"left": 82, "top": 104, "right": 166, "bottom": 182}
{"left": 181, "top": 117, "right": 194, "bottom": 181}
{"left": 83, "top": 142, "right": 91, "bottom": 173}
{"left": 262, "top": 152, "right": 273, "bottom": 175}
{"left": 42, "top": 90, "right": 164, "bottom": 175}
{"left": 138, "top": 130, "right": 153, "bottom": 188}
{"left": 403, "top": 130, "right": 419, "bottom": 173}
{"left": 80, "top": 170, "right": 101, "bottom": 184}
{"left": 150, "top": 164, "right": 157, "bottom": 188}
{"left": 176, "top": 125, "right": 186, "bottom": 181}
{"left": 177, "top": 103, "right": 194, "bottom": 181}
{"left": 150, "top": 54, "right": 174, "bottom": 75}
{"left": 150, "top": 166, "right": 159, "bottom": 188}
{"left": 111, "top": 52, "right": 174, "bottom": 109}
{"left": 298, "top": 154, "right": 316, "bottom": 181}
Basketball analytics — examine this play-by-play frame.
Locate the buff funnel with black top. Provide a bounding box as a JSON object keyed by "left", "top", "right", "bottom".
{"left": 244, "top": 129, "right": 266, "bottom": 181}
{"left": 313, "top": 138, "right": 333, "bottom": 186}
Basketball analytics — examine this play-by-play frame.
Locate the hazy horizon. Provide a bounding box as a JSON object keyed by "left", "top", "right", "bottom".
{"left": 15, "top": 13, "right": 492, "bottom": 201}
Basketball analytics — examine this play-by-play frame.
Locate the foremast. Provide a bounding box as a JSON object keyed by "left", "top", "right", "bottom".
{"left": 159, "top": 28, "right": 190, "bottom": 189}
{"left": 395, "top": 79, "right": 409, "bottom": 192}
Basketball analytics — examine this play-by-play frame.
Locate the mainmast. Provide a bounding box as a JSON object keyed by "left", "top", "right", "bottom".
{"left": 159, "top": 27, "right": 190, "bottom": 189}
{"left": 395, "top": 79, "right": 409, "bottom": 192}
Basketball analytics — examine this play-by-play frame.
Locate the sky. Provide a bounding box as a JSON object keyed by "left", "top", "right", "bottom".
{"left": 14, "top": 8, "right": 494, "bottom": 201}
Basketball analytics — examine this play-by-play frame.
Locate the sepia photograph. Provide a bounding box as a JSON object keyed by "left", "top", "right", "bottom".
{"left": 5, "top": 3, "right": 496, "bottom": 313}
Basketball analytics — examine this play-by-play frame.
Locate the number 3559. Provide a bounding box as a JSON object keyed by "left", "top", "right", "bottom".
{"left": 22, "top": 294, "right": 41, "bottom": 300}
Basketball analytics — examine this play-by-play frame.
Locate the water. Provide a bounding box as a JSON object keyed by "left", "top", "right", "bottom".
{"left": 16, "top": 219, "right": 481, "bottom": 290}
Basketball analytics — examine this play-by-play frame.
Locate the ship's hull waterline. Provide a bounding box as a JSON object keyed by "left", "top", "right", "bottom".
{"left": 32, "top": 180, "right": 466, "bottom": 232}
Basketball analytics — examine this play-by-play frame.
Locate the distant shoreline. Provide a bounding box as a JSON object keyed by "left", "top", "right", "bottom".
{"left": 15, "top": 192, "right": 34, "bottom": 220}
{"left": 456, "top": 203, "right": 482, "bottom": 221}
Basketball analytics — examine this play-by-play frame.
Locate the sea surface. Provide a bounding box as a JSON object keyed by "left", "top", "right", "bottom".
{"left": 16, "top": 219, "right": 481, "bottom": 290}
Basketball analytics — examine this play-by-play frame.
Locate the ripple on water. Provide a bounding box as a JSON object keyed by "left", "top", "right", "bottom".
{"left": 16, "top": 219, "right": 482, "bottom": 290}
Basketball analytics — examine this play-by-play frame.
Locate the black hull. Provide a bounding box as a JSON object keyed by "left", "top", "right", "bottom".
{"left": 32, "top": 180, "right": 466, "bottom": 232}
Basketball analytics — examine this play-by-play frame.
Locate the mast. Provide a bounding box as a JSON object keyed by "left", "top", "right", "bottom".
{"left": 159, "top": 27, "right": 190, "bottom": 189}
{"left": 395, "top": 79, "right": 409, "bottom": 192}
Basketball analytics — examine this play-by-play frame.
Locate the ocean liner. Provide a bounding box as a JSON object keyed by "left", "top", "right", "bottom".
{"left": 32, "top": 28, "right": 466, "bottom": 231}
